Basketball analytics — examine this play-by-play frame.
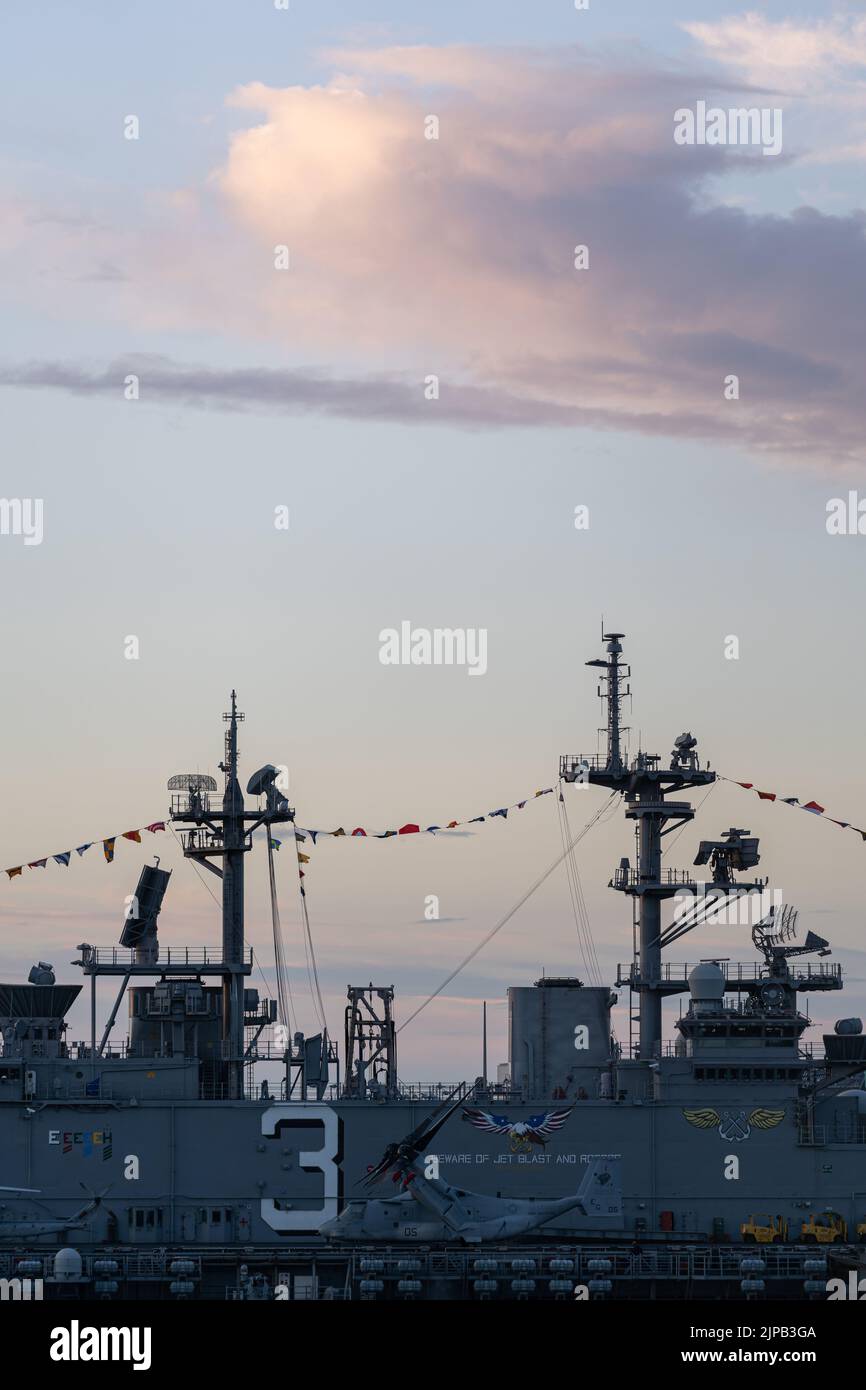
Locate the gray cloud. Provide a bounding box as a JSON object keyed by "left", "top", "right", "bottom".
{"left": 3, "top": 42, "right": 866, "bottom": 462}
{"left": 0, "top": 352, "right": 841, "bottom": 455}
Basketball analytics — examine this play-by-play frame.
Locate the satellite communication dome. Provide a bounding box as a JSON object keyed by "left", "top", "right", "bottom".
{"left": 53, "top": 1247, "right": 83, "bottom": 1282}
{"left": 688, "top": 962, "right": 726, "bottom": 1004}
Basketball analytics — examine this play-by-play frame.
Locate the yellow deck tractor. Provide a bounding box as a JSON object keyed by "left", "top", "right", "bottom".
{"left": 741, "top": 1215, "right": 788, "bottom": 1244}
{"left": 800, "top": 1211, "right": 847, "bottom": 1243}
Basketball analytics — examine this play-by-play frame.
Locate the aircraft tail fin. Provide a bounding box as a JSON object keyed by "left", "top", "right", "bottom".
{"left": 575, "top": 1158, "right": 622, "bottom": 1220}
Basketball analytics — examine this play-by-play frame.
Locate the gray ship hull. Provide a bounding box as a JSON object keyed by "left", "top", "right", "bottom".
{"left": 1, "top": 1086, "right": 863, "bottom": 1248}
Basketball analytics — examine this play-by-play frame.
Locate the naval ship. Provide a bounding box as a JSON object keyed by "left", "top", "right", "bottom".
{"left": 1, "top": 633, "right": 865, "bottom": 1302}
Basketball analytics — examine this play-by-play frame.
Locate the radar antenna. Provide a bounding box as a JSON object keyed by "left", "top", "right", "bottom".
{"left": 751, "top": 905, "right": 830, "bottom": 967}
{"left": 585, "top": 633, "right": 630, "bottom": 774}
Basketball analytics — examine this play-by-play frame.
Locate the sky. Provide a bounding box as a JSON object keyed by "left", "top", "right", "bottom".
{"left": 1, "top": 1, "right": 866, "bottom": 1077}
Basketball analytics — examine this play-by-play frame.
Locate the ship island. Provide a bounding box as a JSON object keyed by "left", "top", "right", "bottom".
{"left": 1, "top": 630, "right": 864, "bottom": 1303}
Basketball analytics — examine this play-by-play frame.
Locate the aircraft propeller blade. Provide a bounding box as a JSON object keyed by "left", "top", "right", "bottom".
{"left": 360, "top": 1087, "right": 465, "bottom": 1188}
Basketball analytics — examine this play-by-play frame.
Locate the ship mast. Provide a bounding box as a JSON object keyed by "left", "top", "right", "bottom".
{"left": 562, "top": 632, "right": 715, "bottom": 1058}
{"left": 586, "top": 630, "right": 629, "bottom": 775}
{"left": 170, "top": 693, "right": 295, "bottom": 1097}
{"left": 220, "top": 692, "right": 247, "bottom": 1079}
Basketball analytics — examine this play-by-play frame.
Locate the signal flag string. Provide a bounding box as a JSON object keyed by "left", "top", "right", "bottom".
{"left": 7, "top": 771, "right": 861, "bottom": 887}
{"left": 721, "top": 777, "right": 866, "bottom": 840}
{"left": 292, "top": 829, "right": 328, "bottom": 1035}
{"left": 4, "top": 822, "right": 166, "bottom": 879}
{"left": 3, "top": 783, "right": 565, "bottom": 883}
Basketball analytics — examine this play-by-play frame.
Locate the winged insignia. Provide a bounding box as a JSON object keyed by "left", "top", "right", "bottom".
{"left": 682, "top": 1108, "right": 720, "bottom": 1130}
{"left": 749, "top": 1108, "right": 785, "bottom": 1130}
{"left": 682, "top": 1107, "right": 785, "bottom": 1141}
{"left": 462, "top": 1107, "right": 573, "bottom": 1152}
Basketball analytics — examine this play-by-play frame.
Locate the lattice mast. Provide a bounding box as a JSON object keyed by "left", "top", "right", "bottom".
{"left": 562, "top": 633, "right": 717, "bottom": 1057}
{"left": 169, "top": 693, "right": 295, "bottom": 1096}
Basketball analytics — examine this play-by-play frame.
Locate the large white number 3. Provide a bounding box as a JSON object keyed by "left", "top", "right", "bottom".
{"left": 260, "top": 1104, "right": 340, "bottom": 1233}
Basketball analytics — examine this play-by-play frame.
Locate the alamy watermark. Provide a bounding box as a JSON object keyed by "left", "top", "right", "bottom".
{"left": 379, "top": 622, "right": 487, "bottom": 676}
{"left": 672, "top": 885, "right": 784, "bottom": 927}
{"left": 674, "top": 101, "right": 782, "bottom": 157}
{"left": 49, "top": 1321, "right": 151, "bottom": 1370}
{"left": 826, "top": 491, "right": 866, "bottom": 535}
{"left": 827, "top": 1272, "right": 866, "bottom": 1300}
{"left": 0, "top": 498, "right": 42, "bottom": 545}
{"left": 0, "top": 1276, "right": 42, "bottom": 1300}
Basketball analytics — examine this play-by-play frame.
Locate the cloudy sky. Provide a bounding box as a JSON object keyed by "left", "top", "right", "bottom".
{"left": 1, "top": 1, "right": 865, "bottom": 1076}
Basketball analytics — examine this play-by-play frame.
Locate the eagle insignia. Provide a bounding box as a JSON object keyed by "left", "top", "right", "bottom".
{"left": 682, "top": 1107, "right": 785, "bottom": 1142}
{"left": 462, "top": 1107, "right": 573, "bottom": 1153}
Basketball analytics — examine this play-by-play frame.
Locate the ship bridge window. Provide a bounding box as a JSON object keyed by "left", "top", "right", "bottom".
{"left": 130, "top": 1207, "right": 164, "bottom": 1230}
{"left": 185, "top": 987, "right": 205, "bottom": 1015}
{"left": 695, "top": 1066, "right": 802, "bottom": 1082}
{"left": 199, "top": 1207, "right": 232, "bottom": 1224}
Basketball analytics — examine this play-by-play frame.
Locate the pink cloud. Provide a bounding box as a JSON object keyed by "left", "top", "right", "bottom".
{"left": 3, "top": 40, "right": 866, "bottom": 461}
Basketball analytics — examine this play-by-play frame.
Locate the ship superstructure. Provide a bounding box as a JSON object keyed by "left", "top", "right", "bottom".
{"left": 1, "top": 638, "right": 865, "bottom": 1301}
